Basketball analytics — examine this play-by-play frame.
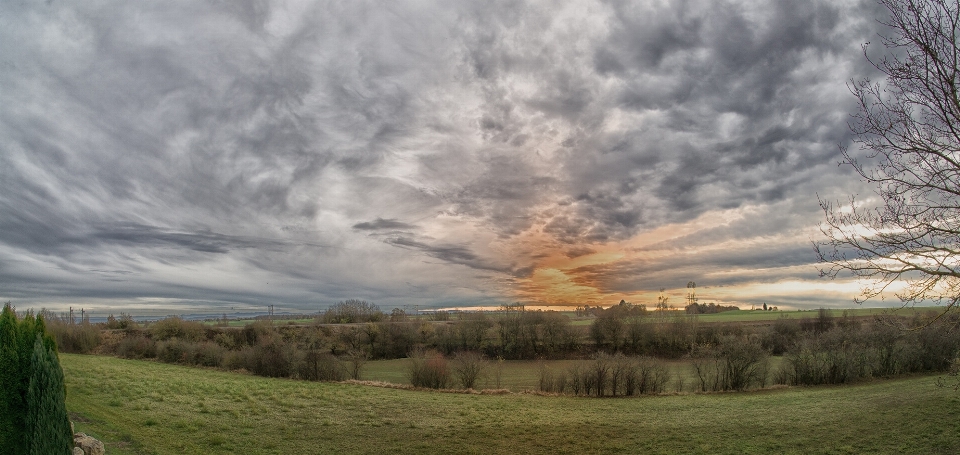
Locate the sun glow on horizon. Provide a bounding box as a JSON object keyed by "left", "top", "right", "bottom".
{"left": 498, "top": 205, "right": 855, "bottom": 309}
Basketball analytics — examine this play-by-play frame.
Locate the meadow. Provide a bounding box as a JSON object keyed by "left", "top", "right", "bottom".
{"left": 63, "top": 354, "right": 960, "bottom": 454}
{"left": 360, "top": 357, "right": 766, "bottom": 392}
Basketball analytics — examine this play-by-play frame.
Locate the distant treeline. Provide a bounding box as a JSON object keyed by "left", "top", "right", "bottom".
{"left": 39, "top": 300, "right": 960, "bottom": 393}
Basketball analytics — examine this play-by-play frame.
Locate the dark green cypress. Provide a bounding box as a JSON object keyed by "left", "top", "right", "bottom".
{"left": 7, "top": 312, "right": 39, "bottom": 455}
{"left": 0, "top": 304, "right": 21, "bottom": 452}
{"left": 0, "top": 307, "right": 73, "bottom": 454}
{"left": 25, "top": 335, "right": 72, "bottom": 455}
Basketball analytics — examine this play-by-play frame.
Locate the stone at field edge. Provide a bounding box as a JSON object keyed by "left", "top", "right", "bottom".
{"left": 74, "top": 432, "right": 106, "bottom": 455}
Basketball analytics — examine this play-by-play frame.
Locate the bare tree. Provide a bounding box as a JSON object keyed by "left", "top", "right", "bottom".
{"left": 451, "top": 351, "right": 487, "bottom": 389}
{"left": 818, "top": 0, "right": 960, "bottom": 320}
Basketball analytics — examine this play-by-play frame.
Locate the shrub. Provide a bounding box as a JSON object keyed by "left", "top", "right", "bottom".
{"left": 189, "top": 341, "right": 226, "bottom": 367}
{"left": 150, "top": 316, "right": 205, "bottom": 342}
{"left": 762, "top": 315, "right": 800, "bottom": 355}
{"left": 693, "top": 336, "right": 769, "bottom": 391}
{"left": 156, "top": 339, "right": 190, "bottom": 364}
{"left": 249, "top": 337, "right": 298, "bottom": 378}
{"left": 344, "top": 350, "right": 368, "bottom": 380}
{"left": 297, "top": 351, "right": 346, "bottom": 381}
{"left": 781, "top": 329, "right": 866, "bottom": 386}
{"left": 628, "top": 356, "right": 669, "bottom": 395}
{"left": 408, "top": 350, "right": 450, "bottom": 389}
{"left": 114, "top": 334, "right": 157, "bottom": 359}
{"left": 104, "top": 313, "right": 136, "bottom": 330}
{"left": 451, "top": 351, "right": 486, "bottom": 389}
{"left": 221, "top": 347, "right": 253, "bottom": 372}
{"left": 537, "top": 362, "right": 566, "bottom": 394}
{"left": 39, "top": 311, "right": 101, "bottom": 354}
{"left": 319, "top": 299, "right": 384, "bottom": 324}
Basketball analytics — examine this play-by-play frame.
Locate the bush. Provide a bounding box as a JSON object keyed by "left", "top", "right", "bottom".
{"left": 762, "top": 315, "right": 800, "bottom": 355}
{"left": 408, "top": 350, "right": 450, "bottom": 389}
{"left": 620, "top": 355, "right": 669, "bottom": 396}
{"left": 550, "top": 354, "right": 668, "bottom": 396}
{"left": 297, "top": 351, "right": 346, "bottom": 381}
{"left": 781, "top": 329, "right": 865, "bottom": 386}
{"left": 319, "top": 299, "right": 385, "bottom": 324}
{"left": 451, "top": 351, "right": 486, "bottom": 389}
{"left": 114, "top": 334, "right": 157, "bottom": 359}
{"left": 104, "top": 313, "right": 136, "bottom": 330}
{"left": 693, "top": 336, "right": 769, "bottom": 391}
{"left": 248, "top": 337, "right": 298, "bottom": 378}
{"left": 189, "top": 341, "right": 226, "bottom": 367}
{"left": 150, "top": 316, "right": 206, "bottom": 342}
{"left": 38, "top": 310, "right": 101, "bottom": 354}
{"left": 537, "top": 362, "right": 567, "bottom": 394}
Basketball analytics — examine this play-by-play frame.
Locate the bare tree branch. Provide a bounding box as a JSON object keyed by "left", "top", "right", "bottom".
{"left": 817, "top": 0, "right": 960, "bottom": 318}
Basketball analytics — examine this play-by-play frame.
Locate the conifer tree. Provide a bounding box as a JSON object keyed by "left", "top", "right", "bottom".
{"left": 0, "top": 305, "right": 73, "bottom": 454}
{"left": 25, "top": 335, "right": 72, "bottom": 454}
{"left": 0, "top": 304, "right": 21, "bottom": 451}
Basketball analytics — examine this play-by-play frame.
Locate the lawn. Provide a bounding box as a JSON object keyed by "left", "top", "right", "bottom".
{"left": 63, "top": 354, "right": 960, "bottom": 454}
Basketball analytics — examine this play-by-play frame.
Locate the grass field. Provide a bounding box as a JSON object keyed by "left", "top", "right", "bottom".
{"left": 361, "top": 357, "right": 743, "bottom": 392}
{"left": 63, "top": 354, "right": 960, "bottom": 454}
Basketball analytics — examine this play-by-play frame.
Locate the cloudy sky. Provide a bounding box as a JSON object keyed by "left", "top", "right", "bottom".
{"left": 1, "top": 0, "right": 901, "bottom": 316}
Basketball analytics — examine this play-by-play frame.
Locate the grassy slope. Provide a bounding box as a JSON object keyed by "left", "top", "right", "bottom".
{"left": 63, "top": 354, "right": 960, "bottom": 455}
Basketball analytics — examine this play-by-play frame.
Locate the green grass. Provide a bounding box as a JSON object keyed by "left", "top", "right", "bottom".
{"left": 361, "top": 358, "right": 729, "bottom": 392}
{"left": 690, "top": 307, "right": 900, "bottom": 323}
{"left": 363, "top": 358, "right": 583, "bottom": 390}
{"left": 63, "top": 354, "right": 960, "bottom": 454}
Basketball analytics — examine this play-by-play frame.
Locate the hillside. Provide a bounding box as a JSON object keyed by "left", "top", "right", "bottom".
{"left": 63, "top": 354, "right": 960, "bottom": 454}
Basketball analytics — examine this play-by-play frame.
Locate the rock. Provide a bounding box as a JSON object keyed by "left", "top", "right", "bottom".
{"left": 74, "top": 433, "right": 105, "bottom": 455}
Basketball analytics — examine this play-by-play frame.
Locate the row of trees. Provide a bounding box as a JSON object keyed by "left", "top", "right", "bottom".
{"left": 41, "top": 301, "right": 958, "bottom": 394}
{"left": 1, "top": 304, "right": 73, "bottom": 455}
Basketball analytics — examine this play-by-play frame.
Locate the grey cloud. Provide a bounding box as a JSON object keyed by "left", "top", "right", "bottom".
{"left": 85, "top": 223, "right": 290, "bottom": 254}
{"left": 353, "top": 218, "right": 417, "bottom": 231}
{"left": 575, "top": 239, "right": 816, "bottom": 295}
{"left": 565, "top": 247, "right": 596, "bottom": 259}
{"left": 385, "top": 236, "right": 511, "bottom": 274}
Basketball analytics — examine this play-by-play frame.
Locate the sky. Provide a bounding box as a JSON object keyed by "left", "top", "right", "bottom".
{"left": 1, "top": 0, "right": 905, "bottom": 317}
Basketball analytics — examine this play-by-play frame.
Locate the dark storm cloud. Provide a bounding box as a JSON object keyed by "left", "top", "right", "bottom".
{"left": 385, "top": 236, "right": 513, "bottom": 274}
{"left": 353, "top": 218, "right": 417, "bottom": 231}
{"left": 530, "top": 0, "right": 872, "bottom": 240}
{"left": 86, "top": 223, "right": 290, "bottom": 254}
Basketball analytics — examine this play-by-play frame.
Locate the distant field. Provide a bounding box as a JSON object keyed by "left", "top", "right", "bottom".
{"left": 567, "top": 307, "right": 925, "bottom": 326}
{"left": 362, "top": 357, "right": 753, "bottom": 392}
{"left": 63, "top": 354, "right": 960, "bottom": 454}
